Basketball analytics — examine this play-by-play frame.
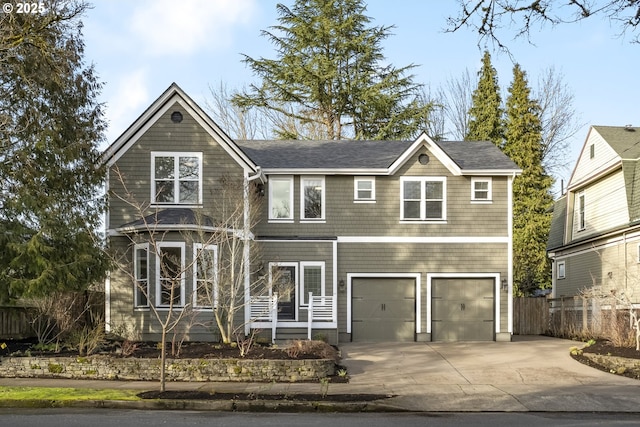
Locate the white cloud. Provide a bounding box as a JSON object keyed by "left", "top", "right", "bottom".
{"left": 103, "top": 69, "right": 150, "bottom": 145}
{"left": 128, "top": 0, "right": 257, "bottom": 56}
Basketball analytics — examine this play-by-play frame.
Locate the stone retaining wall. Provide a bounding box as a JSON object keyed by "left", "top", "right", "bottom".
{"left": 0, "top": 356, "right": 335, "bottom": 382}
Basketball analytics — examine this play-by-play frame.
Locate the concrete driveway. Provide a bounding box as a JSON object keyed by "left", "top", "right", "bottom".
{"left": 340, "top": 335, "right": 640, "bottom": 412}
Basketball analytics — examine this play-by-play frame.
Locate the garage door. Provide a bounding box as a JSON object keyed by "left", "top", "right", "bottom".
{"left": 352, "top": 278, "right": 415, "bottom": 342}
{"left": 432, "top": 278, "right": 495, "bottom": 341}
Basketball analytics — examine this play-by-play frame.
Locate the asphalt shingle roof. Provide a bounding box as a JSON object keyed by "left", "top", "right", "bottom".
{"left": 118, "top": 208, "right": 215, "bottom": 230}
{"left": 593, "top": 126, "right": 640, "bottom": 159}
{"left": 236, "top": 139, "right": 519, "bottom": 171}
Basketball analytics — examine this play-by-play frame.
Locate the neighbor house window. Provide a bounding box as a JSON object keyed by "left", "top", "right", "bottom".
{"left": 471, "top": 177, "right": 492, "bottom": 202}
{"left": 156, "top": 243, "right": 185, "bottom": 307}
{"left": 354, "top": 177, "right": 375, "bottom": 202}
{"left": 269, "top": 176, "right": 293, "bottom": 220}
{"left": 557, "top": 261, "right": 566, "bottom": 279}
{"left": 301, "top": 176, "right": 325, "bottom": 220}
{"left": 578, "top": 192, "right": 586, "bottom": 230}
{"left": 193, "top": 244, "right": 217, "bottom": 308}
{"left": 401, "top": 177, "right": 446, "bottom": 221}
{"left": 134, "top": 243, "right": 149, "bottom": 308}
{"left": 152, "top": 152, "right": 202, "bottom": 205}
{"left": 300, "top": 262, "right": 325, "bottom": 306}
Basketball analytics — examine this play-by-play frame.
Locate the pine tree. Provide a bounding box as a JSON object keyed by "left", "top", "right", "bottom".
{"left": 233, "top": 0, "right": 432, "bottom": 140}
{"left": 467, "top": 51, "right": 504, "bottom": 146}
{"left": 0, "top": 1, "right": 109, "bottom": 302}
{"left": 504, "top": 64, "right": 554, "bottom": 295}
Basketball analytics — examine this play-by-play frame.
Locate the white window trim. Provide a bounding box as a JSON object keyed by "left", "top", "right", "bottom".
{"left": 151, "top": 152, "right": 203, "bottom": 206}
{"left": 637, "top": 244, "right": 640, "bottom": 263}
{"left": 471, "top": 177, "right": 492, "bottom": 203}
{"left": 300, "top": 262, "right": 325, "bottom": 306}
{"left": 578, "top": 191, "right": 586, "bottom": 231}
{"left": 400, "top": 176, "right": 447, "bottom": 222}
{"left": 557, "top": 260, "right": 566, "bottom": 279}
{"left": 155, "top": 242, "right": 186, "bottom": 308}
{"left": 354, "top": 176, "right": 376, "bottom": 203}
{"left": 300, "top": 176, "right": 326, "bottom": 222}
{"left": 268, "top": 176, "right": 294, "bottom": 222}
{"left": 193, "top": 243, "right": 218, "bottom": 309}
{"left": 268, "top": 262, "right": 299, "bottom": 321}
{"left": 133, "top": 243, "right": 149, "bottom": 308}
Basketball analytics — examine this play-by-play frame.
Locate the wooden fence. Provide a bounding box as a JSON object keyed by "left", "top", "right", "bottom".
{"left": 0, "top": 306, "right": 34, "bottom": 339}
{"left": 513, "top": 297, "right": 550, "bottom": 335}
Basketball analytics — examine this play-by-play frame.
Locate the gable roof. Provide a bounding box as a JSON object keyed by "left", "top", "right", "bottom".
{"left": 236, "top": 135, "right": 520, "bottom": 176}
{"left": 101, "top": 83, "right": 257, "bottom": 173}
{"left": 593, "top": 126, "right": 640, "bottom": 159}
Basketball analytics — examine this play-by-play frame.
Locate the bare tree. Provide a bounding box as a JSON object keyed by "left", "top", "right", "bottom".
{"left": 446, "top": 0, "right": 640, "bottom": 50}
{"left": 436, "top": 69, "right": 475, "bottom": 140}
{"left": 534, "top": 66, "right": 584, "bottom": 181}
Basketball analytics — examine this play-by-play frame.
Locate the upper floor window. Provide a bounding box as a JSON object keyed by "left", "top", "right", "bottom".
{"left": 471, "top": 177, "right": 492, "bottom": 202}
{"left": 152, "top": 152, "right": 202, "bottom": 205}
{"left": 401, "top": 177, "right": 446, "bottom": 221}
{"left": 578, "top": 192, "right": 586, "bottom": 230}
{"left": 269, "top": 176, "right": 293, "bottom": 220}
{"left": 354, "top": 177, "right": 376, "bottom": 202}
{"left": 301, "top": 176, "right": 325, "bottom": 220}
{"left": 557, "top": 260, "right": 566, "bottom": 279}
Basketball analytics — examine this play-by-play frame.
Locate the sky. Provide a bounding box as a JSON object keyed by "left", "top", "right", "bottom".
{"left": 81, "top": 0, "right": 640, "bottom": 192}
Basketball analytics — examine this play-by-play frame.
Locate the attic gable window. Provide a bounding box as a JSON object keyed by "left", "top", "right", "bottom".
{"left": 152, "top": 152, "right": 202, "bottom": 205}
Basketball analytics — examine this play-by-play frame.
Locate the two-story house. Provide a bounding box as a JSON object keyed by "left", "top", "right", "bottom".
{"left": 103, "top": 83, "right": 521, "bottom": 344}
{"left": 548, "top": 125, "right": 640, "bottom": 300}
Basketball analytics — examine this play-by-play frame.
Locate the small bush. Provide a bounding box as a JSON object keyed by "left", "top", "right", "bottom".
{"left": 285, "top": 340, "right": 340, "bottom": 363}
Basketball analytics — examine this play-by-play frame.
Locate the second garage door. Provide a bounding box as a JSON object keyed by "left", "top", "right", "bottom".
{"left": 352, "top": 278, "right": 415, "bottom": 342}
{"left": 432, "top": 278, "right": 495, "bottom": 341}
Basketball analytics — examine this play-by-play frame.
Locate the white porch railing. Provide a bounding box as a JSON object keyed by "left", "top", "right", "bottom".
{"left": 249, "top": 293, "right": 335, "bottom": 342}
{"left": 306, "top": 293, "right": 335, "bottom": 340}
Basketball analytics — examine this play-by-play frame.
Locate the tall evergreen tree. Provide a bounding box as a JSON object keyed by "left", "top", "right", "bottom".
{"left": 466, "top": 50, "right": 504, "bottom": 146}
{"left": 504, "top": 64, "right": 554, "bottom": 295}
{"left": 0, "top": 1, "right": 110, "bottom": 302}
{"left": 233, "top": 0, "right": 433, "bottom": 140}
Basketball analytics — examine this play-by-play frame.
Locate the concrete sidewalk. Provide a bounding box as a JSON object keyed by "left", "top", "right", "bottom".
{"left": 1, "top": 335, "right": 639, "bottom": 412}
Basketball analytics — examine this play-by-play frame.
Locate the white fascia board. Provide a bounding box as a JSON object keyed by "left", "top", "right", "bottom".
{"left": 567, "top": 162, "right": 622, "bottom": 192}
{"left": 337, "top": 236, "right": 509, "bottom": 244}
{"left": 460, "top": 169, "right": 522, "bottom": 176}
{"left": 389, "top": 132, "right": 462, "bottom": 176}
{"left": 260, "top": 168, "right": 389, "bottom": 176}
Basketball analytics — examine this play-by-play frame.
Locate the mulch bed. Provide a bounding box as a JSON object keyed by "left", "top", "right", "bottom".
{"left": 572, "top": 339, "right": 640, "bottom": 380}
{"left": 137, "top": 390, "right": 392, "bottom": 402}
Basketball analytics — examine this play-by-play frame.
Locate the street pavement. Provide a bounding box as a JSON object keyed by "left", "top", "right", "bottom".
{"left": 1, "top": 335, "right": 640, "bottom": 412}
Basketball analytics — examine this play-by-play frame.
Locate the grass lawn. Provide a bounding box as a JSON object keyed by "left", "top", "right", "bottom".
{"left": 0, "top": 386, "right": 141, "bottom": 401}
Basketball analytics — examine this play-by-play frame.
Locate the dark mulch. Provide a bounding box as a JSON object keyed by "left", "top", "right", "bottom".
{"left": 571, "top": 339, "right": 640, "bottom": 380}
{"left": 137, "top": 390, "right": 391, "bottom": 402}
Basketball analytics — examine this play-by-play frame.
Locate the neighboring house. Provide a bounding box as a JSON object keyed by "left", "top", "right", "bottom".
{"left": 547, "top": 125, "right": 640, "bottom": 300}
{"left": 102, "top": 83, "right": 521, "bottom": 344}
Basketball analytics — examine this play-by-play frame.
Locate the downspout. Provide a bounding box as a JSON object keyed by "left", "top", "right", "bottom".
{"left": 507, "top": 172, "right": 515, "bottom": 335}
{"left": 244, "top": 167, "right": 264, "bottom": 335}
{"left": 104, "top": 171, "right": 111, "bottom": 332}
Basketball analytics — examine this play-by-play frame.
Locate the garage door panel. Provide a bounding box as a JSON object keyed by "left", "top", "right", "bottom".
{"left": 432, "top": 278, "right": 495, "bottom": 342}
{"left": 352, "top": 278, "right": 415, "bottom": 342}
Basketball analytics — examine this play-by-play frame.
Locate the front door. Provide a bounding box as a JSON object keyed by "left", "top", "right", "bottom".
{"left": 273, "top": 265, "right": 296, "bottom": 320}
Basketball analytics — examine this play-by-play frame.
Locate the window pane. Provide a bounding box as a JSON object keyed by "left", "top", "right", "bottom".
{"left": 179, "top": 181, "right": 199, "bottom": 203}
{"left": 425, "top": 181, "right": 442, "bottom": 199}
{"left": 135, "top": 248, "right": 148, "bottom": 280}
{"left": 404, "top": 200, "right": 421, "bottom": 219}
{"left": 356, "top": 180, "right": 373, "bottom": 199}
{"left": 135, "top": 247, "right": 148, "bottom": 307}
{"left": 303, "top": 266, "right": 322, "bottom": 304}
{"left": 425, "top": 201, "right": 442, "bottom": 219}
{"left": 475, "top": 181, "right": 488, "bottom": 191}
{"left": 179, "top": 156, "right": 199, "bottom": 179}
{"left": 160, "top": 247, "right": 182, "bottom": 306}
{"left": 155, "top": 181, "right": 174, "bottom": 203}
{"left": 155, "top": 157, "right": 174, "bottom": 179}
{"left": 303, "top": 179, "right": 323, "bottom": 219}
{"left": 271, "top": 180, "right": 291, "bottom": 219}
{"left": 403, "top": 181, "right": 420, "bottom": 199}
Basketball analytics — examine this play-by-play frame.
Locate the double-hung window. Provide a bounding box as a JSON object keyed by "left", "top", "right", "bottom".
{"left": 156, "top": 243, "right": 185, "bottom": 307}
{"left": 471, "top": 177, "right": 492, "bottom": 202}
{"left": 354, "top": 177, "right": 375, "bottom": 202}
{"left": 134, "top": 243, "right": 149, "bottom": 308}
{"left": 301, "top": 176, "right": 325, "bottom": 220}
{"left": 401, "top": 177, "right": 446, "bottom": 221}
{"left": 152, "top": 152, "right": 202, "bottom": 205}
{"left": 193, "top": 244, "right": 217, "bottom": 308}
{"left": 269, "top": 176, "right": 294, "bottom": 220}
{"left": 300, "top": 262, "right": 325, "bottom": 306}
